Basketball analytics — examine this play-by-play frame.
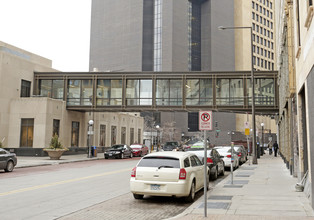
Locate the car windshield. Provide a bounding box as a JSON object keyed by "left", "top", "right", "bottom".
{"left": 111, "top": 145, "right": 124, "bottom": 149}
{"left": 130, "top": 145, "right": 142, "bottom": 149}
{"left": 137, "top": 156, "right": 180, "bottom": 168}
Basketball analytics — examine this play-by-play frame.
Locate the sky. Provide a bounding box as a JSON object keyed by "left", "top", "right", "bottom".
{"left": 0, "top": 0, "right": 91, "bottom": 72}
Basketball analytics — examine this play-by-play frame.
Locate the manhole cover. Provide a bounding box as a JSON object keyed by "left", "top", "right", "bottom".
{"left": 235, "top": 174, "right": 250, "bottom": 177}
{"left": 226, "top": 180, "right": 249, "bottom": 184}
{"left": 208, "top": 195, "right": 233, "bottom": 200}
{"left": 223, "top": 184, "right": 243, "bottom": 188}
{"left": 198, "top": 202, "right": 230, "bottom": 209}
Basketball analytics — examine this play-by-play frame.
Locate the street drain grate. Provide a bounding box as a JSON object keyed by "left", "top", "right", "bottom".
{"left": 226, "top": 180, "right": 249, "bottom": 184}
{"left": 235, "top": 174, "right": 251, "bottom": 177}
{"left": 208, "top": 195, "right": 233, "bottom": 200}
{"left": 223, "top": 184, "right": 243, "bottom": 188}
{"left": 198, "top": 202, "right": 231, "bottom": 209}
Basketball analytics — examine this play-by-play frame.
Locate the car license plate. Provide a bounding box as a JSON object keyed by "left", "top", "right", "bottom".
{"left": 151, "top": 184, "right": 160, "bottom": 190}
{"left": 109, "top": 154, "right": 112, "bottom": 156}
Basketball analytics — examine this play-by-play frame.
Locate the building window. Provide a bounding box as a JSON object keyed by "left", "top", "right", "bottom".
{"left": 111, "top": 126, "right": 117, "bottom": 145}
{"left": 121, "top": 127, "right": 126, "bottom": 144}
{"left": 21, "top": 80, "right": 31, "bottom": 97}
{"left": 252, "top": 1, "right": 255, "bottom": 9}
{"left": 130, "top": 128, "right": 134, "bottom": 144}
{"left": 71, "top": 121, "right": 79, "bottom": 147}
{"left": 53, "top": 119, "right": 60, "bottom": 136}
{"left": 20, "top": 118, "right": 34, "bottom": 147}
{"left": 138, "top": 129, "right": 141, "bottom": 144}
{"left": 99, "top": 125, "right": 106, "bottom": 147}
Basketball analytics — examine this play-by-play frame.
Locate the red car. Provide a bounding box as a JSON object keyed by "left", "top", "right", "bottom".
{"left": 130, "top": 144, "right": 149, "bottom": 157}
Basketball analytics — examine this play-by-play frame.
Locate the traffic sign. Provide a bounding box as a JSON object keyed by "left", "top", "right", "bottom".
{"left": 245, "top": 128, "right": 250, "bottom": 135}
{"left": 199, "top": 111, "right": 212, "bottom": 130}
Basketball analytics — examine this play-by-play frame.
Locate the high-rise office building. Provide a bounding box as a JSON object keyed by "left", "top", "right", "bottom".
{"left": 89, "top": 0, "right": 276, "bottom": 143}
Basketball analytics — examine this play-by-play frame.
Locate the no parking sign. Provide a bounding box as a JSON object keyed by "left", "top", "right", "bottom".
{"left": 199, "top": 111, "right": 213, "bottom": 131}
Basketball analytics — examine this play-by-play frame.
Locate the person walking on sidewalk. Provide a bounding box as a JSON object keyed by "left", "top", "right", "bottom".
{"left": 273, "top": 141, "right": 279, "bottom": 157}
{"left": 268, "top": 142, "right": 272, "bottom": 155}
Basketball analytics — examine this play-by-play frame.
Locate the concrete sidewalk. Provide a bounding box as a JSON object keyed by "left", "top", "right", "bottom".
{"left": 171, "top": 154, "right": 314, "bottom": 220}
{"left": 16, "top": 153, "right": 104, "bottom": 168}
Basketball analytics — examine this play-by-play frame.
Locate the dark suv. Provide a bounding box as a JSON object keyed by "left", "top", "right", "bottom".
{"left": 162, "top": 141, "right": 182, "bottom": 151}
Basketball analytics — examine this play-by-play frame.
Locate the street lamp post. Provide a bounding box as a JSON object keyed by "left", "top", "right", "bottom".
{"left": 218, "top": 25, "right": 257, "bottom": 164}
{"left": 156, "top": 125, "right": 160, "bottom": 151}
{"left": 261, "top": 122, "right": 264, "bottom": 156}
{"left": 88, "top": 119, "right": 94, "bottom": 158}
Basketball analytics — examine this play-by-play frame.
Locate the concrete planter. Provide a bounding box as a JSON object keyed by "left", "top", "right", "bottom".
{"left": 43, "top": 149, "right": 68, "bottom": 160}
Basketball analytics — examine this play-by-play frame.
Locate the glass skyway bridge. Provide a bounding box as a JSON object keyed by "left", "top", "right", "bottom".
{"left": 34, "top": 71, "right": 278, "bottom": 114}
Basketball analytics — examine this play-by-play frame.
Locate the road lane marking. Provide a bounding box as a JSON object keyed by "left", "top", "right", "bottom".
{"left": 0, "top": 168, "right": 131, "bottom": 197}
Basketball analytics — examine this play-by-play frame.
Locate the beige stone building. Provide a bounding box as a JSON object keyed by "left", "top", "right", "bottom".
{"left": 276, "top": 0, "right": 314, "bottom": 209}
{"left": 0, "top": 41, "right": 144, "bottom": 156}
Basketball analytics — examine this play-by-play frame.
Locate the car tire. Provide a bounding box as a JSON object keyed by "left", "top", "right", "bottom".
{"left": 140, "top": 151, "right": 143, "bottom": 157}
{"left": 185, "top": 181, "right": 195, "bottom": 203}
{"left": 210, "top": 167, "right": 218, "bottom": 180}
{"left": 130, "top": 152, "right": 133, "bottom": 158}
{"left": 133, "top": 194, "right": 144, "bottom": 199}
{"left": 105, "top": 156, "right": 108, "bottom": 159}
{"left": 220, "top": 164, "right": 225, "bottom": 176}
{"left": 121, "top": 153, "right": 124, "bottom": 159}
{"left": 5, "top": 161, "right": 14, "bottom": 172}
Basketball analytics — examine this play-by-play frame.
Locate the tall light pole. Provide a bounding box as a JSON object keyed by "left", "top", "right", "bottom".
{"left": 88, "top": 119, "right": 94, "bottom": 158}
{"left": 218, "top": 25, "right": 257, "bottom": 164}
{"left": 261, "top": 122, "right": 264, "bottom": 156}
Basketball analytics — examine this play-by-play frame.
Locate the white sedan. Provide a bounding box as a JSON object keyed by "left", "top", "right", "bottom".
{"left": 214, "top": 146, "right": 240, "bottom": 169}
{"left": 130, "top": 151, "right": 209, "bottom": 202}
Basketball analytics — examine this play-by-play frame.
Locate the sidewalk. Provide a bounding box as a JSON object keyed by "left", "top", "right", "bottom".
{"left": 171, "top": 153, "right": 314, "bottom": 220}
{"left": 16, "top": 153, "right": 104, "bottom": 168}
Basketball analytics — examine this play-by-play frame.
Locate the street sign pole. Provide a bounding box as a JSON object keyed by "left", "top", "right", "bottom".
{"left": 203, "top": 130, "right": 207, "bottom": 217}
{"left": 199, "top": 111, "right": 212, "bottom": 218}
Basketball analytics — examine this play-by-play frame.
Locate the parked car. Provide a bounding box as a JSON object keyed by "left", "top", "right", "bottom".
{"left": 233, "top": 145, "right": 248, "bottom": 164}
{"left": 186, "top": 147, "right": 224, "bottom": 180}
{"left": 130, "top": 144, "right": 149, "bottom": 157}
{"left": 130, "top": 151, "right": 209, "bottom": 202}
{"left": 214, "top": 146, "right": 240, "bottom": 169}
{"left": 162, "top": 141, "right": 182, "bottom": 151}
{"left": 0, "top": 148, "right": 17, "bottom": 172}
{"left": 104, "top": 144, "right": 133, "bottom": 159}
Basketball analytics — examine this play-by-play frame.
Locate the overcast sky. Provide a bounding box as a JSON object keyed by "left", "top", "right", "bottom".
{"left": 0, "top": 0, "right": 91, "bottom": 72}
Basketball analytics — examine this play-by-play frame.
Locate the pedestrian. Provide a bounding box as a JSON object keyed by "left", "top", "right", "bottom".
{"left": 268, "top": 142, "right": 272, "bottom": 155}
{"left": 273, "top": 141, "right": 279, "bottom": 157}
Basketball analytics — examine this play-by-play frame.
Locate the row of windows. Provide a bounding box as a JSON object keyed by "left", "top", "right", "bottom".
{"left": 252, "top": 24, "right": 274, "bottom": 40}
{"left": 253, "top": 56, "right": 274, "bottom": 70}
{"left": 252, "top": 0, "right": 273, "bottom": 11}
{"left": 252, "top": 34, "right": 274, "bottom": 50}
{"left": 252, "top": 14, "right": 273, "bottom": 29}
{"left": 253, "top": 45, "right": 274, "bottom": 59}
{"left": 20, "top": 118, "right": 141, "bottom": 148}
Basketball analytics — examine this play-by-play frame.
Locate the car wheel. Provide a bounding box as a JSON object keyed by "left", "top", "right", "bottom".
{"left": 210, "top": 167, "right": 218, "bottom": 180}
{"left": 5, "top": 161, "right": 14, "bottom": 172}
{"left": 133, "top": 194, "right": 144, "bottom": 199}
{"left": 105, "top": 156, "right": 108, "bottom": 159}
{"left": 185, "top": 181, "right": 195, "bottom": 203}
{"left": 220, "top": 164, "right": 225, "bottom": 176}
{"left": 121, "top": 153, "right": 124, "bottom": 159}
{"left": 140, "top": 151, "right": 143, "bottom": 157}
{"left": 130, "top": 152, "right": 133, "bottom": 158}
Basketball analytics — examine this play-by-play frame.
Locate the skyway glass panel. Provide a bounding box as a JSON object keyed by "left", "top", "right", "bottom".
{"left": 156, "top": 79, "right": 182, "bottom": 106}
{"left": 39, "top": 80, "right": 64, "bottom": 99}
{"left": 97, "top": 79, "right": 122, "bottom": 106}
{"left": 252, "top": 78, "right": 275, "bottom": 105}
{"left": 82, "top": 80, "right": 93, "bottom": 106}
{"left": 186, "top": 79, "right": 213, "bottom": 105}
{"left": 68, "top": 80, "right": 81, "bottom": 105}
{"left": 126, "top": 80, "right": 153, "bottom": 105}
{"left": 216, "top": 79, "right": 244, "bottom": 105}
